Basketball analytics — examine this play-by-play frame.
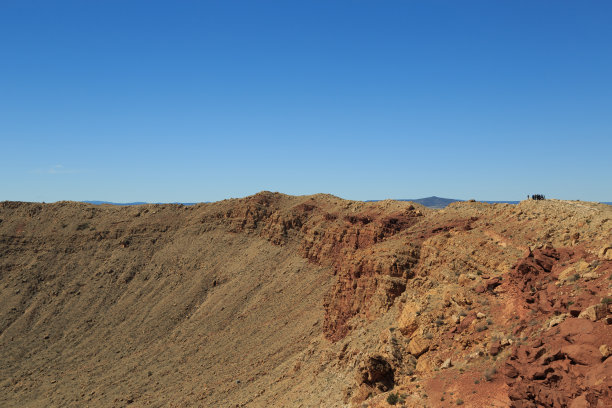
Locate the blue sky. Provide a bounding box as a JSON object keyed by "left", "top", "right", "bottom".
{"left": 1, "top": 1, "right": 610, "bottom": 202}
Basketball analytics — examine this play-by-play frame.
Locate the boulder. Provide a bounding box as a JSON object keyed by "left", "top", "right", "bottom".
{"left": 561, "top": 344, "right": 602, "bottom": 365}
{"left": 397, "top": 302, "right": 420, "bottom": 337}
{"left": 407, "top": 336, "right": 430, "bottom": 357}
{"left": 559, "top": 261, "right": 591, "bottom": 282}
{"left": 548, "top": 313, "right": 567, "bottom": 328}
{"left": 599, "top": 245, "right": 612, "bottom": 260}
{"left": 568, "top": 395, "right": 589, "bottom": 408}
{"left": 578, "top": 304, "right": 607, "bottom": 322}
{"left": 489, "top": 340, "right": 502, "bottom": 356}
{"left": 558, "top": 318, "right": 595, "bottom": 340}
{"left": 485, "top": 277, "right": 502, "bottom": 292}
{"left": 582, "top": 271, "right": 599, "bottom": 282}
{"left": 503, "top": 363, "right": 519, "bottom": 379}
{"left": 440, "top": 358, "right": 452, "bottom": 369}
{"left": 583, "top": 357, "right": 612, "bottom": 388}
{"left": 558, "top": 266, "right": 579, "bottom": 282}
{"left": 458, "top": 274, "right": 471, "bottom": 286}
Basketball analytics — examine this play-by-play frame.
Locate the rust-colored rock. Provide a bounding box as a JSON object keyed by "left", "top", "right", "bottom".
{"left": 489, "top": 340, "right": 502, "bottom": 356}
{"left": 407, "top": 336, "right": 430, "bottom": 358}
{"left": 397, "top": 301, "right": 420, "bottom": 337}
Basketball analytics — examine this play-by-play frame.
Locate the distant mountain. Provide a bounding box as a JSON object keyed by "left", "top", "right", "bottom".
{"left": 84, "top": 201, "right": 148, "bottom": 206}
{"left": 84, "top": 201, "right": 198, "bottom": 206}
{"left": 87, "top": 197, "right": 466, "bottom": 209}
{"left": 394, "top": 198, "right": 610, "bottom": 209}
{"left": 368, "top": 196, "right": 522, "bottom": 209}
{"left": 396, "top": 196, "right": 462, "bottom": 209}
{"left": 482, "top": 200, "right": 520, "bottom": 205}
{"left": 83, "top": 198, "right": 609, "bottom": 209}
{"left": 390, "top": 198, "right": 612, "bottom": 209}
{"left": 366, "top": 196, "right": 460, "bottom": 208}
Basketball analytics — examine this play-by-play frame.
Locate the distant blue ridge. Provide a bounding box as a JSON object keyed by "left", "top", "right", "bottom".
{"left": 83, "top": 198, "right": 611, "bottom": 209}
{"left": 84, "top": 201, "right": 199, "bottom": 206}
{"left": 369, "top": 197, "right": 612, "bottom": 209}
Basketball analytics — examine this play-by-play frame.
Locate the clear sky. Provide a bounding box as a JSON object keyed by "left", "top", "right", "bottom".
{"left": 1, "top": 1, "right": 610, "bottom": 203}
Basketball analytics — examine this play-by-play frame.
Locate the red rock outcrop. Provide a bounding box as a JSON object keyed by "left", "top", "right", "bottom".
{"left": 503, "top": 248, "right": 612, "bottom": 407}
{"left": 210, "top": 193, "right": 428, "bottom": 341}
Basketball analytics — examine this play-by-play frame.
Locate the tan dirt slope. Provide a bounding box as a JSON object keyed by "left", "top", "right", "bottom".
{"left": 1, "top": 193, "right": 611, "bottom": 407}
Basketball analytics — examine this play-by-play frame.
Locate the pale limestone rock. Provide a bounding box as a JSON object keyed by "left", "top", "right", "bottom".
{"left": 559, "top": 267, "right": 578, "bottom": 282}
{"left": 458, "top": 274, "right": 471, "bottom": 286}
{"left": 599, "top": 245, "right": 612, "bottom": 260}
{"left": 415, "top": 354, "right": 434, "bottom": 373}
{"left": 578, "top": 304, "right": 606, "bottom": 321}
{"left": 440, "top": 358, "right": 452, "bottom": 369}
{"left": 582, "top": 271, "right": 599, "bottom": 282}
{"left": 468, "top": 350, "right": 483, "bottom": 360}
{"left": 408, "top": 336, "right": 430, "bottom": 357}
{"left": 548, "top": 313, "right": 568, "bottom": 328}
{"left": 397, "top": 301, "right": 420, "bottom": 337}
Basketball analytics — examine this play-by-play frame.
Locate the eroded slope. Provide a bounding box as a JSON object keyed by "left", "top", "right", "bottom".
{"left": 1, "top": 194, "right": 611, "bottom": 407}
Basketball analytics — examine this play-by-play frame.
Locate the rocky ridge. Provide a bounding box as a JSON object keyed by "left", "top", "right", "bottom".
{"left": 1, "top": 193, "right": 611, "bottom": 407}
